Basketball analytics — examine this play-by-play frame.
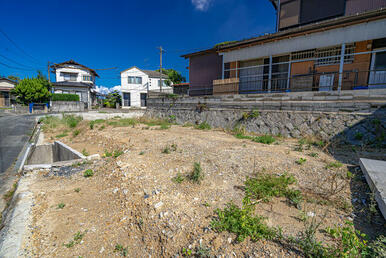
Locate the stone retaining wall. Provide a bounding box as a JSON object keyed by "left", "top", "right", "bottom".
{"left": 50, "top": 101, "right": 85, "bottom": 112}
{"left": 146, "top": 90, "right": 386, "bottom": 145}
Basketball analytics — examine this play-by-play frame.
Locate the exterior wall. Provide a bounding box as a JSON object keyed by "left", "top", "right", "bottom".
{"left": 189, "top": 52, "right": 222, "bottom": 96}
{"left": 222, "top": 19, "right": 386, "bottom": 63}
{"left": 120, "top": 67, "right": 171, "bottom": 108}
{"left": 55, "top": 65, "right": 95, "bottom": 84}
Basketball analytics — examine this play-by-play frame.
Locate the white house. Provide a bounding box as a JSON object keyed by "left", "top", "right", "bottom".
{"left": 120, "top": 67, "right": 172, "bottom": 108}
{"left": 51, "top": 60, "right": 99, "bottom": 108}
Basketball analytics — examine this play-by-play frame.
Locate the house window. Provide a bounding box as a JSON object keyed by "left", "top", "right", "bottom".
{"left": 279, "top": 0, "right": 300, "bottom": 29}
{"left": 315, "top": 44, "right": 355, "bottom": 66}
{"left": 158, "top": 80, "right": 167, "bottom": 86}
{"left": 61, "top": 72, "right": 77, "bottom": 81}
{"left": 128, "top": 76, "right": 142, "bottom": 84}
{"left": 83, "top": 75, "right": 92, "bottom": 81}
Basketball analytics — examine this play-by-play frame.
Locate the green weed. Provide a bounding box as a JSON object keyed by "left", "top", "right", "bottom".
{"left": 296, "top": 158, "right": 307, "bottom": 165}
{"left": 64, "top": 231, "right": 85, "bottom": 248}
{"left": 114, "top": 244, "right": 128, "bottom": 256}
{"left": 189, "top": 162, "right": 203, "bottom": 184}
{"left": 83, "top": 169, "right": 94, "bottom": 177}
{"left": 172, "top": 173, "right": 184, "bottom": 184}
{"left": 104, "top": 150, "right": 112, "bottom": 157}
{"left": 308, "top": 152, "right": 318, "bottom": 157}
{"left": 195, "top": 121, "right": 211, "bottom": 130}
{"left": 81, "top": 148, "right": 89, "bottom": 156}
{"left": 74, "top": 188, "right": 81, "bottom": 193}
{"left": 72, "top": 129, "right": 80, "bottom": 137}
{"left": 211, "top": 202, "right": 277, "bottom": 242}
{"left": 113, "top": 150, "right": 124, "bottom": 158}
{"left": 325, "top": 161, "right": 343, "bottom": 169}
{"left": 55, "top": 133, "right": 68, "bottom": 138}
{"left": 57, "top": 203, "right": 65, "bottom": 209}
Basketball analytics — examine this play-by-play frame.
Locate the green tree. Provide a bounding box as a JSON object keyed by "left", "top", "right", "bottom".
{"left": 159, "top": 68, "right": 186, "bottom": 85}
{"left": 11, "top": 72, "right": 51, "bottom": 104}
{"left": 104, "top": 90, "right": 122, "bottom": 108}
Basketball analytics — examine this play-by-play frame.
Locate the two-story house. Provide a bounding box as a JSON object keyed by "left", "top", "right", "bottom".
{"left": 51, "top": 60, "right": 99, "bottom": 108}
{"left": 183, "top": 0, "right": 386, "bottom": 96}
{"left": 120, "top": 67, "right": 171, "bottom": 108}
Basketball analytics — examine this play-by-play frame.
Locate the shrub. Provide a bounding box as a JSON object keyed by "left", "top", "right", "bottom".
{"left": 189, "top": 162, "right": 203, "bottom": 183}
{"left": 52, "top": 93, "right": 79, "bottom": 102}
{"left": 211, "top": 202, "right": 277, "bottom": 242}
{"left": 195, "top": 121, "right": 211, "bottom": 130}
{"left": 83, "top": 169, "right": 94, "bottom": 177}
{"left": 367, "top": 235, "right": 386, "bottom": 257}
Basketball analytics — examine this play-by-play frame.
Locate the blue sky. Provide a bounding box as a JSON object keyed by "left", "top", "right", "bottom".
{"left": 0, "top": 0, "right": 276, "bottom": 88}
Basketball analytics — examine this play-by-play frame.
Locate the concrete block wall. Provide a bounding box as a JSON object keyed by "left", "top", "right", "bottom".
{"left": 51, "top": 101, "right": 85, "bottom": 112}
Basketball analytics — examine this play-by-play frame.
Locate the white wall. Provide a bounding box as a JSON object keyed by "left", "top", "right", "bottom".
{"left": 120, "top": 67, "right": 172, "bottom": 108}
{"left": 55, "top": 65, "right": 95, "bottom": 84}
{"left": 0, "top": 81, "right": 15, "bottom": 88}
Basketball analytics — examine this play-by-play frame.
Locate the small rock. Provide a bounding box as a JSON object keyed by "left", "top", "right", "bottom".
{"left": 154, "top": 201, "right": 163, "bottom": 209}
{"left": 307, "top": 211, "right": 315, "bottom": 217}
{"left": 113, "top": 188, "right": 119, "bottom": 194}
{"left": 228, "top": 237, "right": 232, "bottom": 244}
{"left": 99, "top": 247, "right": 105, "bottom": 253}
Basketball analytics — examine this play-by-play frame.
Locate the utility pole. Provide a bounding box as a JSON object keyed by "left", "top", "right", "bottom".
{"left": 47, "top": 61, "right": 51, "bottom": 83}
{"left": 157, "top": 46, "right": 165, "bottom": 92}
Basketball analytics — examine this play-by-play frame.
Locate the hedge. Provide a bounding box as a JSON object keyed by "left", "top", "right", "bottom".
{"left": 52, "top": 93, "right": 80, "bottom": 102}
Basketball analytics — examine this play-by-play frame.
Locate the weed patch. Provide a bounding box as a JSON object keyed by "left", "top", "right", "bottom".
{"left": 81, "top": 148, "right": 89, "bottom": 156}
{"left": 189, "top": 162, "right": 204, "bottom": 184}
{"left": 57, "top": 203, "right": 65, "bottom": 209}
{"left": 211, "top": 202, "right": 277, "bottom": 242}
{"left": 244, "top": 173, "right": 301, "bottom": 206}
{"left": 296, "top": 158, "right": 307, "bottom": 165}
{"left": 64, "top": 231, "right": 85, "bottom": 248}
{"left": 172, "top": 173, "right": 184, "bottom": 184}
{"left": 195, "top": 121, "right": 211, "bottom": 130}
{"left": 114, "top": 244, "right": 128, "bottom": 256}
{"left": 325, "top": 161, "right": 343, "bottom": 169}
{"left": 55, "top": 133, "right": 68, "bottom": 138}
{"left": 72, "top": 129, "right": 80, "bottom": 137}
{"left": 83, "top": 169, "right": 94, "bottom": 177}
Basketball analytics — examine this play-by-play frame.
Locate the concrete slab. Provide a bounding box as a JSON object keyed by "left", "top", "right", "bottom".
{"left": 359, "top": 158, "right": 386, "bottom": 219}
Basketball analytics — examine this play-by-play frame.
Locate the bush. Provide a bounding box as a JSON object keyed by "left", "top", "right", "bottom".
{"left": 52, "top": 93, "right": 79, "bottom": 102}
{"left": 252, "top": 135, "right": 276, "bottom": 144}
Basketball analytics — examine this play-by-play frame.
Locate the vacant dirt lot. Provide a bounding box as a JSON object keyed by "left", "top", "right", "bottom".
{"left": 20, "top": 118, "right": 385, "bottom": 257}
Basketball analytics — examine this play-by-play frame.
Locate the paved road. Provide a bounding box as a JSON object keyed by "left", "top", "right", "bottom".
{"left": 0, "top": 115, "right": 36, "bottom": 173}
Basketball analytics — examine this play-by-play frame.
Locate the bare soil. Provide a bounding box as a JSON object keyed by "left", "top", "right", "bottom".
{"left": 21, "top": 120, "right": 385, "bottom": 257}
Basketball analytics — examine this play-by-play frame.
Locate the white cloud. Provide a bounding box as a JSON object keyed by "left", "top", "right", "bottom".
{"left": 94, "top": 85, "right": 121, "bottom": 95}
{"left": 192, "top": 0, "right": 212, "bottom": 11}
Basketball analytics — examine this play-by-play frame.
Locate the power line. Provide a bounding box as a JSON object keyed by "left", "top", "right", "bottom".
{"left": 0, "top": 53, "right": 40, "bottom": 69}
{"left": 0, "top": 27, "right": 43, "bottom": 65}
{"left": 0, "top": 61, "right": 36, "bottom": 71}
